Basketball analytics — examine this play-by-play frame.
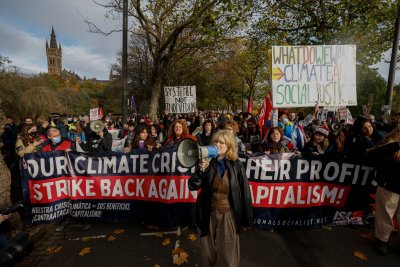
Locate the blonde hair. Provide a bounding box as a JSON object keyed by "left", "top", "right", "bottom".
{"left": 313, "top": 137, "right": 330, "bottom": 151}
{"left": 211, "top": 129, "right": 238, "bottom": 160}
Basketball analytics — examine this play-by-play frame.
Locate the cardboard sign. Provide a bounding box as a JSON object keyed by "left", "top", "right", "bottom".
{"left": 164, "top": 86, "right": 196, "bottom": 113}
{"left": 90, "top": 108, "right": 100, "bottom": 121}
{"left": 271, "top": 45, "right": 357, "bottom": 107}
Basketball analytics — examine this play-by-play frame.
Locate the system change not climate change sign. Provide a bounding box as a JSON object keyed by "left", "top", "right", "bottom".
{"left": 271, "top": 45, "right": 357, "bottom": 108}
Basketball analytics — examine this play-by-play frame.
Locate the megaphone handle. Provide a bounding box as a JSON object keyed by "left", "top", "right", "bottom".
{"left": 199, "top": 158, "right": 211, "bottom": 172}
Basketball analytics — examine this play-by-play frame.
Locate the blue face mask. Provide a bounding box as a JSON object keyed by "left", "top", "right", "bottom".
{"left": 282, "top": 118, "right": 289, "bottom": 124}
{"left": 51, "top": 137, "right": 61, "bottom": 144}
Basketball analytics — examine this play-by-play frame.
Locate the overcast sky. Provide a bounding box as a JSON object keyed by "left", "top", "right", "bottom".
{"left": 0, "top": 0, "right": 399, "bottom": 83}
{"left": 0, "top": 0, "right": 121, "bottom": 80}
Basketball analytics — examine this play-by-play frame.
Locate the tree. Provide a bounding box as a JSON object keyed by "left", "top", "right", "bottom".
{"left": 0, "top": 54, "right": 11, "bottom": 71}
{"left": 87, "top": 0, "right": 253, "bottom": 119}
{"left": 227, "top": 38, "right": 271, "bottom": 107}
{"left": 349, "top": 66, "right": 387, "bottom": 118}
{"left": 250, "top": 0, "right": 397, "bottom": 66}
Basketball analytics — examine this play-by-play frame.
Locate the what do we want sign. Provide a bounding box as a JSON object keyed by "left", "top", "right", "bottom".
{"left": 271, "top": 45, "right": 357, "bottom": 108}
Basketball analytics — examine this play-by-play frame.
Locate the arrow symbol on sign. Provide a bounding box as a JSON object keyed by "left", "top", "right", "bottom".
{"left": 272, "top": 67, "right": 284, "bottom": 81}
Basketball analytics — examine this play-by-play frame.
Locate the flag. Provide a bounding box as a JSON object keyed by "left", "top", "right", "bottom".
{"left": 98, "top": 107, "right": 104, "bottom": 119}
{"left": 258, "top": 93, "right": 273, "bottom": 137}
{"left": 247, "top": 96, "right": 253, "bottom": 113}
{"left": 130, "top": 95, "right": 136, "bottom": 112}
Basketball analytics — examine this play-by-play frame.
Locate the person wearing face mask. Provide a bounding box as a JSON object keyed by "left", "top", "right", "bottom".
{"left": 41, "top": 128, "right": 92, "bottom": 231}
{"left": 41, "top": 128, "right": 73, "bottom": 152}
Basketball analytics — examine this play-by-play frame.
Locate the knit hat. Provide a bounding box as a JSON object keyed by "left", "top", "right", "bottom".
{"left": 315, "top": 127, "right": 329, "bottom": 138}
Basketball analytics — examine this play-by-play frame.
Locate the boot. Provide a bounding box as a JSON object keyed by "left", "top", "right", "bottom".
{"left": 373, "top": 239, "right": 388, "bottom": 255}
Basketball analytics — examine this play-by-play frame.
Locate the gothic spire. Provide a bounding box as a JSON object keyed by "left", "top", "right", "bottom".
{"left": 50, "top": 26, "right": 57, "bottom": 48}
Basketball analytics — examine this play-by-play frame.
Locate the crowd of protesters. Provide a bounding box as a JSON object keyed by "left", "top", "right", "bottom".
{"left": 1, "top": 106, "right": 400, "bottom": 258}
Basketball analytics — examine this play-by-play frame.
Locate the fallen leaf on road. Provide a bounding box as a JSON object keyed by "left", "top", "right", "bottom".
{"left": 79, "top": 247, "right": 91, "bottom": 256}
{"left": 353, "top": 251, "right": 367, "bottom": 261}
{"left": 113, "top": 229, "right": 125, "bottom": 235}
{"left": 321, "top": 225, "right": 332, "bottom": 231}
{"left": 360, "top": 233, "right": 375, "bottom": 241}
{"left": 47, "top": 246, "right": 62, "bottom": 254}
{"left": 107, "top": 235, "right": 116, "bottom": 241}
{"left": 162, "top": 238, "right": 171, "bottom": 246}
{"left": 81, "top": 237, "right": 93, "bottom": 243}
{"left": 172, "top": 247, "right": 186, "bottom": 255}
{"left": 174, "top": 251, "right": 189, "bottom": 265}
{"left": 186, "top": 233, "right": 196, "bottom": 241}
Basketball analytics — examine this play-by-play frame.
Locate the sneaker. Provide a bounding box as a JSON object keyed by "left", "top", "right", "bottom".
{"left": 373, "top": 239, "right": 388, "bottom": 255}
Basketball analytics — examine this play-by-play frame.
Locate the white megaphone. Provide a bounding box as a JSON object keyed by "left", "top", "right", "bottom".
{"left": 177, "top": 138, "right": 219, "bottom": 168}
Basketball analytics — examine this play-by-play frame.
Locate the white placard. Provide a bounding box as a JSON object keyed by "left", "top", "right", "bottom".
{"left": 271, "top": 45, "right": 357, "bottom": 107}
{"left": 108, "top": 129, "right": 120, "bottom": 140}
{"left": 90, "top": 108, "right": 100, "bottom": 121}
{"left": 164, "top": 86, "right": 196, "bottom": 113}
{"left": 111, "top": 139, "right": 126, "bottom": 152}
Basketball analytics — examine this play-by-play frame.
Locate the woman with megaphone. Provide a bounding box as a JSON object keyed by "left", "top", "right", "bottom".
{"left": 188, "top": 129, "right": 253, "bottom": 267}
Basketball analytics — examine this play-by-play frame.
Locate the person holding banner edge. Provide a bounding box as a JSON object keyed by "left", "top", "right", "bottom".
{"left": 367, "top": 113, "right": 400, "bottom": 256}
{"left": 188, "top": 129, "right": 253, "bottom": 267}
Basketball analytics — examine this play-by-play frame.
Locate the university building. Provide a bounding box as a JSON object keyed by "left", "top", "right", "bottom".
{"left": 45, "top": 26, "right": 62, "bottom": 76}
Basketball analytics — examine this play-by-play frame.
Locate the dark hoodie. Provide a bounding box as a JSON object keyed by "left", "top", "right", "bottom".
{"left": 80, "top": 128, "right": 112, "bottom": 153}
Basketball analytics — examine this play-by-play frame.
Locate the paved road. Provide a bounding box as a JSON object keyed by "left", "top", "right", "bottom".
{"left": 15, "top": 222, "right": 400, "bottom": 267}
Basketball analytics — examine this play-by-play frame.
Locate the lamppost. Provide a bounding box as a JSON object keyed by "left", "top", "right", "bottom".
{"left": 122, "top": 0, "right": 128, "bottom": 123}
{"left": 385, "top": 1, "right": 400, "bottom": 117}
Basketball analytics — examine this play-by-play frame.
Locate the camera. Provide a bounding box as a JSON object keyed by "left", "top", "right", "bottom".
{"left": 0, "top": 232, "right": 33, "bottom": 267}
{"left": 0, "top": 203, "right": 32, "bottom": 267}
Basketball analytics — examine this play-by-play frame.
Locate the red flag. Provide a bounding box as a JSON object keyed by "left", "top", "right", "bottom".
{"left": 98, "top": 107, "right": 104, "bottom": 119}
{"left": 247, "top": 96, "right": 253, "bottom": 113}
{"left": 258, "top": 93, "right": 273, "bottom": 137}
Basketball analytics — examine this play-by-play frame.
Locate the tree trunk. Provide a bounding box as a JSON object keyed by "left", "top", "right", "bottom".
{"left": 149, "top": 74, "right": 162, "bottom": 120}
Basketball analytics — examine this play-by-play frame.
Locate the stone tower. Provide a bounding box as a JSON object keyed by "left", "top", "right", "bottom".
{"left": 46, "top": 26, "right": 62, "bottom": 76}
